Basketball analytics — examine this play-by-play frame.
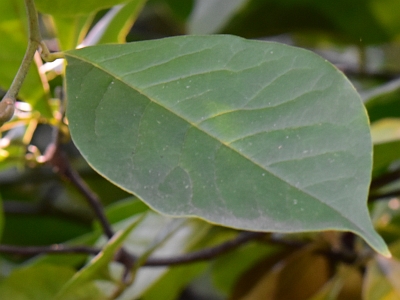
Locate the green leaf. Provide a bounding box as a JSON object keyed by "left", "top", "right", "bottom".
{"left": 365, "top": 85, "right": 400, "bottom": 123}
{"left": 65, "top": 35, "right": 388, "bottom": 255}
{"left": 53, "top": 15, "right": 94, "bottom": 50}
{"left": 370, "top": 119, "right": 400, "bottom": 177}
{"left": 364, "top": 256, "right": 400, "bottom": 300}
{"left": 212, "top": 242, "right": 277, "bottom": 295}
{"left": 230, "top": 243, "right": 331, "bottom": 300}
{"left": 55, "top": 214, "right": 144, "bottom": 299}
{"left": 218, "top": 0, "right": 398, "bottom": 44}
{"left": 35, "top": 0, "right": 129, "bottom": 16}
{"left": 111, "top": 213, "right": 210, "bottom": 298}
{"left": 141, "top": 262, "right": 207, "bottom": 300}
{"left": 0, "top": 264, "right": 75, "bottom": 300}
{"left": 189, "top": 0, "right": 248, "bottom": 34}
{"left": 0, "top": 193, "right": 4, "bottom": 243}
{"left": 371, "top": 118, "right": 400, "bottom": 144}
{"left": 102, "top": 197, "right": 149, "bottom": 225}
{"left": 97, "top": 0, "right": 148, "bottom": 45}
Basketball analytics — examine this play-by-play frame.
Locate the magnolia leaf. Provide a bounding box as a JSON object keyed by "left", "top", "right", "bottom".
{"left": 65, "top": 35, "right": 389, "bottom": 256}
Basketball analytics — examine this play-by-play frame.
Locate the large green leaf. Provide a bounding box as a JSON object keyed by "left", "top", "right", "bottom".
{"left": 65, "top": 35, "right": 388, "bottom": 255}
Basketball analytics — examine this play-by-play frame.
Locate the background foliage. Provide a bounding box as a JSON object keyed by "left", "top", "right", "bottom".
{"left": 1, "top": 0, "right": 400, "bottom": 299}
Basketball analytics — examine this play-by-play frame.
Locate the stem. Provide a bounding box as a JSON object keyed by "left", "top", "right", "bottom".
{"left": 3, "top": 0, "right": 41, "bottom": 102}
{"left": 144, "top": 232, "right": 266, "bottom": 266}
{"left": 0, "top": 232, "right": 266, "bottom": 265}
{"left": 49, "top": 147, "right": 115, "bottom": 239}
{"left": 0, "top": 0, "right": 43, "bottom": 125}
{"left": 0, "top": 235, "right": 358, "bottom": 266}
{"left": 0, "top": 244, "right": 99, "bottom": 255}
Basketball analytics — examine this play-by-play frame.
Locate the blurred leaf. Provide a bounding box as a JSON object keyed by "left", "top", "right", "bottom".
{"left": 115, "top": 214, "right": 210, "bottom": 299}
{"left": 53, "top": 15, "right": 94, "bottom": 50}
{"left": 102, "top": 197, "right": 149, "bottom": 225}
{"left": 335, "top": 265, "right": 362, "bottom": 300}
{"left": 388, "top": 239, "right": 400, "bottom": 259}
{"left": 366, "top": 89, "right": 400, "bottom": 123}
{"left": 35, "top": 0, "right": 129, "bottom": 17}
{"left": 219, "top": 0, "right": 398, "bottom": 44}
{"left": 231, "top": 243, "right": 331, "bottom": 300}
{"left": 163, "top": 0, "right": 194, "bottom": 21}
{"left": 307, "top": 275, "right": 344, "bottom": 300}
{"left": 212, "top": 241, "right": 277, "bottom": 295}
{"left": 364, "top": 255, "right": 400, "bottom": 300}
{"left": 97, "top": 0, "right": 148, "bottom": 45}
{"left": 55, "top": 214, "right": 145, "bottom": 299}
{"left": 0, "top": 193, "right": 4, "bottom": 241}
{"left": 0, "top": 144, "right": 26, "bottom": 172}
{"left": 0, "top": 264, "right": 75, "bottom": 300}
{"left": 0, "top": 0, "right": 50, "bottom": 115}
{"left": 370, "top": 119, "right": 400, "bottom": 177}
{"left": 372, "top": 142, "right": 400, "bottom": 178}
{"left": 375, "top": 212, "right": 400, "bottom": 244}
{"left": 188, "top": 0, "right": 248, "bottom": 34}
{"left": 371, "top": 118, "right": 400, "bottom": 144}
{"left": 140, "top": 262, "right": 207, "bottom": 300}
{"left": 308, "top": 264, "right": 361, "bottom": 300}
{"left": 2, "top": 215, "right": 90, "bottom": 246}
{"left": 66, "top": 35, "right": 387, "bottom": 255}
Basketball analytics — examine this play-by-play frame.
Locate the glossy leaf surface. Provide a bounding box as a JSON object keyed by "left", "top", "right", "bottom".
{"left": 65, "top": 35, "right": 387, "bottom": 255}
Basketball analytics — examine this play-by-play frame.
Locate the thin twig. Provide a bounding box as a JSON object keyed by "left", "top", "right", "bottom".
{"left": 0, "top": 232, "right": 267, "bottom": 265}
{"left": 49, "top": 147, "right": 115, "bottom": 239}
{"left": 0, "top": 233, "right": 359, "bottom": 266}
{"left": 3, "top": 0, "right": 41, "bottom": 102}
{"left": 0, "top": 244, "right": 99, "bottom": 255}
{"left": 144, "top": 231, "right": 266, "bottom": 266}
{"left": 0, "top": 0, "right": 43, "bottom": 125}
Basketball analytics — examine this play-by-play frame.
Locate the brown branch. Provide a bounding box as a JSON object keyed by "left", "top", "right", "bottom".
{"left": 48, "top": 147, "right": 115, "bottom": 239}
{"left": 144, "top": 232, "right": 266, "bottom": 266}
{"left": 0, "top": 244, "right": 99, "bottom": 255}
{"left": 0, "top": 233, "right": 358, "bottom": 266}
{"left": 0, "top": 232, "right": 267, "bottom": 265}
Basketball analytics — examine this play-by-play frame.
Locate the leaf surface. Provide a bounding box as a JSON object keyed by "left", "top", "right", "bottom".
{"left": 65, "top": 35, "right": 388, "bottom": 255}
